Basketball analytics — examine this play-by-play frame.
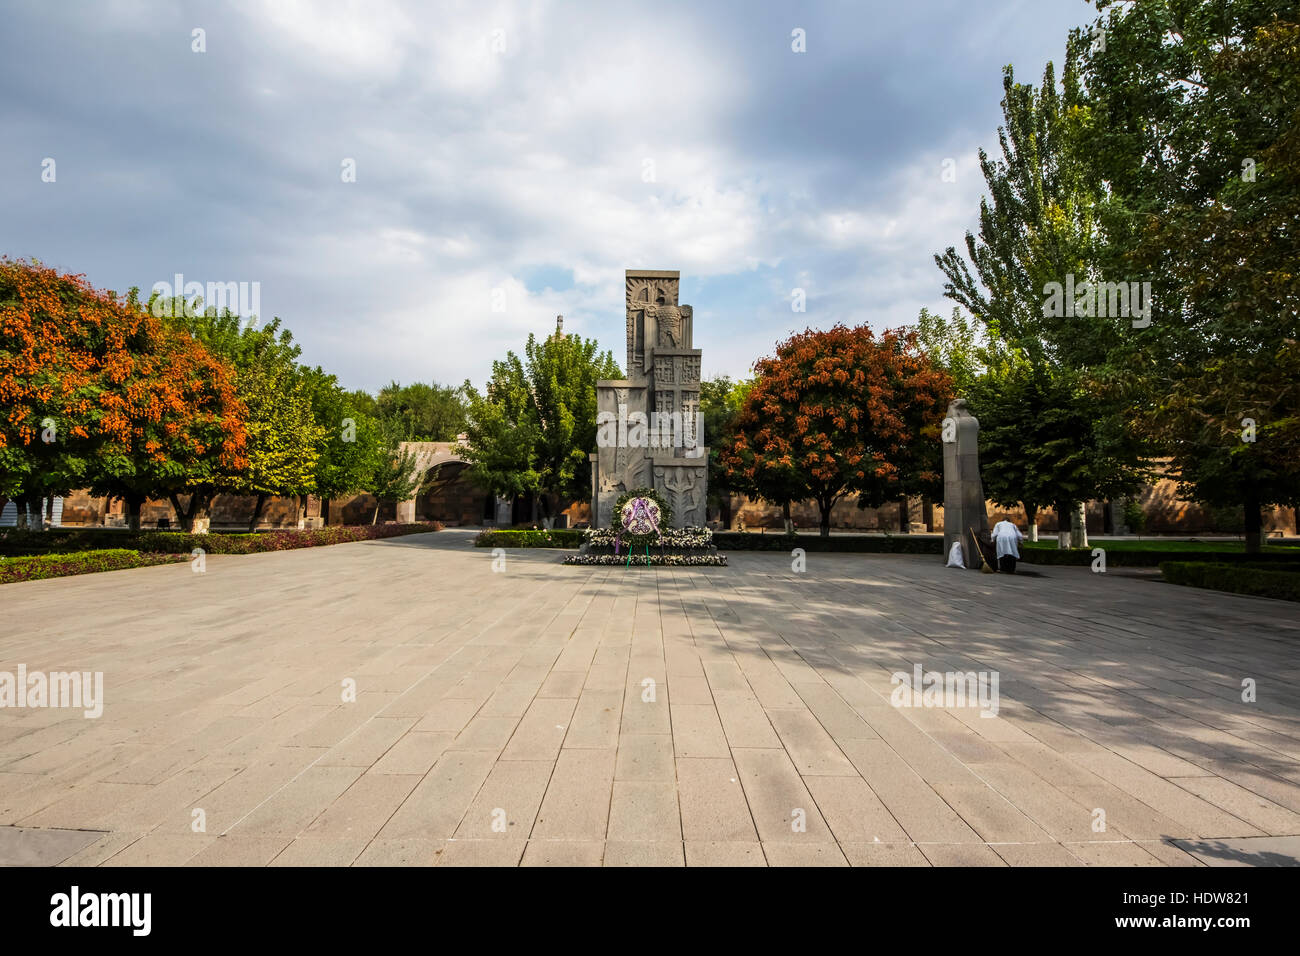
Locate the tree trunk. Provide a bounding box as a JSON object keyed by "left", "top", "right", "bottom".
{"left": 168, "top": 493, "right": 190, "bottom": 531}
{"left": 125, "top": 492, "right": 145, "bottom": 532}
{"left": 1244, "top": 489, "right": 1262, "bottom": 554}
{"left": 248, "top": 493, "right": 268, "bottom": 533}
{"left": 1070, "top": 502, "right": 1088, "bottom": 549}
{"left": 783, "top": 500, "right": 793, "bottom": 536}
{"left": 298, "top": 494, "right": 309, "bottom": 530}
{"left": 1055, "top": 501, "right": 1071, "bottom": 548}
{"left": 922, "top": 499, "right": 934, "bottom": 532}
{"left": 190, "top": 493, "right": 211, "bottom": 534}
{"left": 897, "top": 496, "right": 910, "bottom": 533}
{"left": 371, "top": 502, "right": 380, "bottom": 525}
{"left": 322, "top": 498, "right": 331, "bottom": 526}
{"left": 19, "top": 495, "right": 43, "bottom": 531}
{"left": 720, "top": 495, "right": 733, "bottom": 531}
{"left": 1025, "top": 503, "right": 1038, "bottom": 542}
{"left": 818, "top": 497, "right": 831, "bottom": 538}
{"left": 169, "top": 491, "right": 211, "bottom": 533}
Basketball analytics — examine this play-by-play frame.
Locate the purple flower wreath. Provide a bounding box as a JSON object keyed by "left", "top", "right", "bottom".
{"left": 614, "top": 495, "right": 663, "bottom": 555}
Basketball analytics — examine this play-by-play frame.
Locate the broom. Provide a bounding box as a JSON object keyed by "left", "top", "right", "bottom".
{"left": 969, "top": 527, "right": 995, "bottom": 573}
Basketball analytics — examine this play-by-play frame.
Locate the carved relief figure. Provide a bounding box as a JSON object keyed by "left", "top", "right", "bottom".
{"left": 656, "top": 305, "right": 682, "bottom": 347}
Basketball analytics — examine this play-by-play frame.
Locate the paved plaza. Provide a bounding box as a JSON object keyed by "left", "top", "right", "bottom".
{"left": 2, "top": 529, "right": 1299, "bottom": 867}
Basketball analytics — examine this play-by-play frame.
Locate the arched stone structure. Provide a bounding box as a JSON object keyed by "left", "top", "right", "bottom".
{"left": 394, "top": 441, "right": 508, "bottom": 526}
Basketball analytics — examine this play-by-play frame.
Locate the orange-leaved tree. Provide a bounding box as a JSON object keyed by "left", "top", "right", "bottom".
{"left": 722, "top": 324, "right": 953, "bottom": 536}
{"left": 0, "top": 258, "right": 247, "bottom": 530}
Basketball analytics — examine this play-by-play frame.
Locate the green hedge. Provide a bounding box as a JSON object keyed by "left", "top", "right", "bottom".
{"left": 474, "top": 529, "right": 587, "bottom": 548}
{"left": 712, "top": 532, "right": 943, "bottom": 554}
{"left": 0, "top": 549, "right": 187, "bottom": 584}
{"left": 0, "top": 523, "right": 442, "bottom": 557}
{"left": 1023, "top": 547, "right": 1300, "bottom": 567}
{"left": 1159, "top": 561, "right": 1300, "bottom": 602}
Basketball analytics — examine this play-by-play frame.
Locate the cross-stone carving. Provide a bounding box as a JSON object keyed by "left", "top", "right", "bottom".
{"left": 594, "top": 270, "right": 709, "bottom": 528}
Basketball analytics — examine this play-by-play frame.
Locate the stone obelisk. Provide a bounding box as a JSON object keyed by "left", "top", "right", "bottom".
{"left": 942, "top": 399, "right": 989, "bottom": 568}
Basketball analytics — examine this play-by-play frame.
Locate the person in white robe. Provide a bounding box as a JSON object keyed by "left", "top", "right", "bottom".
{"left": 990, "top": 519, "right": 1025, "bottom": 573}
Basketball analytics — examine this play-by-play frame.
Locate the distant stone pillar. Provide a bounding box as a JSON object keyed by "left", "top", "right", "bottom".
{"left": 1109, "top": 498, "right": 1130, "bottom": 535}
{"left": 942, "top": 399, "right": 989, "bottom": 568}
{"left": 494, "top": 497, "right": 511, "bottom": 526}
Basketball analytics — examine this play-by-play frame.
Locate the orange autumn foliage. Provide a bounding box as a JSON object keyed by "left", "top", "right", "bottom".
{"left": 0, "top": 258, "right": 247, "bottom": 496}
{"left": 723, "top": 324, "right": 953, "bottom": 532}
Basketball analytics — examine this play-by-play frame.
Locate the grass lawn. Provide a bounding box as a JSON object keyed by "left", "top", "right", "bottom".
{"left": 1023, "top": 539, "right": 1298, "bottom": 553}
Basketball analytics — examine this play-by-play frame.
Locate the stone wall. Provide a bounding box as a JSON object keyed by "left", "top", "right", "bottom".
{"left": 60, "top": 490, "right": 310, "bottom": 529}
{"left": 726, "top": 479, "right": 1297, "bottom": 537}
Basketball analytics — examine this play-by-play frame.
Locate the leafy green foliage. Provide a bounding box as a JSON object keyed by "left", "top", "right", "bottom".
{"left": 355, "top": 381, "right": 468, "bottom": 443}
{"left": 366, "top": 445, "right": 423, "bottom": 524}
{"left": 303, "top": 368, "right": 382, "bottom": 501}
{"left": 914, "top": 308, "right": 987, "bottom": 398}
{"left": 1078, "top": 1, "right": 1300, "bottom": 548}
{"left": 699, "top": 375, "right": 752, "bottom": 517}
{"left": 967, "top": 354, "right": 1145, "bottom": 525}
{"left": 461, "top": 328, "right": 620, "bottom": 514}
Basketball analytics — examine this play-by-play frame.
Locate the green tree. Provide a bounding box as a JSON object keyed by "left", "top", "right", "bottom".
{"left": 369, "top": 381, "right": 467, "bottom": 442}
{"left": 161, "top": 302, "right": 321, "bottom": 532}
{"left": 935, "top": 56, "right": 1118, "bottom": 369}
{"left": 366, "top": 444, "right": 422, "bottom": 525}
{"left": 934, "top": 50, "right": 1148, "bottom": 544}
{"left": 1080, "top": 2, "right": 1300, "bottom": 549}
{"left": 302, "top": 368, "right": 384, "bottom": 525}
{"left": 462, "top": 326, "right": 620, "bottom": 518}
{"left": 914, "top": 307, "right": 988, "bottom": 398}
{"left": 968, "top": 354, "right": 1144, "bottom": 545}
{"left": 699, "top": 375, "right": 752, "bottom": 528}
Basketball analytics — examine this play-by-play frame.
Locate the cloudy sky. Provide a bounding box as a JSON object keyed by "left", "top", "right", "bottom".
{"left": 1, "top": 0, "right": 1093, "bottom": 392}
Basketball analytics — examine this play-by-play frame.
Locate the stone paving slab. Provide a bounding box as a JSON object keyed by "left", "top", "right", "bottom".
{"left": 1171, "top": 835, "right": 1300, "bottom": 866}
{"left": 0, "top": 826, "right": 104, "bottom": 866}
{"left": 2, "top": 528, "right": 1299, "bottom": 866}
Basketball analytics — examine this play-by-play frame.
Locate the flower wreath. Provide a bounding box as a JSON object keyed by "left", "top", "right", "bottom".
{"left": 611, "top": 487, "right": 673, "bottom": 556}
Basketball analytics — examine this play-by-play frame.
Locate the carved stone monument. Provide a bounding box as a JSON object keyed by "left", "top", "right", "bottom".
{"left": 590, "top": 270, "right": 709, "bottom": 528}
{"left": 942, "top": 399, "right": 989, "bottom": 568}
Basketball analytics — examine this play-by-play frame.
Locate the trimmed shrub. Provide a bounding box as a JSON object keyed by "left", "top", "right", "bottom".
{"left": 474, "top": 529, "right": 587, "bottom": 549}
{"left": 0, "top": 523, "right": 442, "bottom": 557}
{"left": 712, "top": 532, "right": 942, "bottom": 554}
{"left": 0, "top": 549, "right": 187, "bottom": 584}
{"left": 1159, "top": 561, "right": 1300, "bottom": 602}
{"left": 1023, "top": 547, "right": 1300, "bottom": 567}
